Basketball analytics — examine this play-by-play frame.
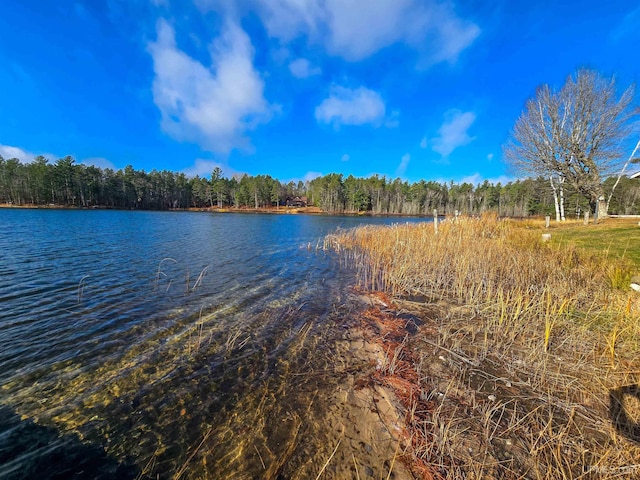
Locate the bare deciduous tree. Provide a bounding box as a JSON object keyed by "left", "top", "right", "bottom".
{"left": 504, "top": 69, "right": 636, "bottom": 218}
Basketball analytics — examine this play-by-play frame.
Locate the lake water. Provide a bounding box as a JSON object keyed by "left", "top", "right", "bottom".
{"left": 0, "top": 209, "right": 427, "bottom": 479}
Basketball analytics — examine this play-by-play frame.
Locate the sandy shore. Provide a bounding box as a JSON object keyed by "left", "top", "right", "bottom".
{"left": 312, "top": 290, "right": 431, "bottom": 479}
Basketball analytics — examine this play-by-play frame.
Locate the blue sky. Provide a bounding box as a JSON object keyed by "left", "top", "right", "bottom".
{"left": 0, "top": 0, "right": 638, "bottom": 184}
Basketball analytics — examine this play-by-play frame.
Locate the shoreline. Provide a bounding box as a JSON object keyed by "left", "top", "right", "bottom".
{"left": 0, "top": 203, "right": 444, "bottom": 218}
{"left": 339, "top": 289, "right": 439, "bottom": 479}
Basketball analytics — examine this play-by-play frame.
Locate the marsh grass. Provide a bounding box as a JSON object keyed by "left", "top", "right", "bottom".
{"left": 326, "top": 214, "right": 640, "bottom": 478}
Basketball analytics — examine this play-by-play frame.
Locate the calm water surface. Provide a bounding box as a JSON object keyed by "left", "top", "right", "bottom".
{"left": 0, "top": 209, "right": 426, "bottom": 479}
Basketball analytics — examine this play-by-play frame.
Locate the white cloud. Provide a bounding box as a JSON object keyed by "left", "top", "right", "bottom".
{"left": 303, "top": 171, "right": 323, "bottom": 182}
{"left": 148, "top": 19, "right": 272, "bottom": 153}
{"left": 458, "top": 173, "right": 482, "bottom": 185}
{"left": 281, "top": 170, "right": 323, "bottom": 184}
{"left": 341, "top": 153, "right": 350, "bottom": 162}
{"left": 396, "top": 153, "right": 410, "bottom": 177}
{"left": 322, "top": 0, "right": 415, "bottom": 60}
{"left": 254, "top": 0, "right": 479, "bottom": 64}
{"left": 0, "top": 145, "right": 36, "bottom": 162}
{"left": 418, "top": 2, "right": 481, "bottom": 67}
{"left": 0, "top": 147, "right": 118, "bottom": 170}
{"left": 183, "top": 159, "right": 240, "bottom": 178}
{"left": 0, "top": 145, "right": 60, "bottom": 163}
{"left": 420, "top": 137, "right": 427, "bottom": 149}
{"left": 487, "top": 153, "right": 494, "bottom": 161}
{"left": 315, "top": 86, "right": 385, "bottom": 127}
{"left": 431, "top": 109, "right": 477, "bottom": 158}
{"left": 253, "top": 0, "right": 323, "bottom": 42}
{"left": 288, "top": 57, "right": 321, "bottom": 78}
{"left": 458, "top": 173, "right": 513, "bottom": 186}
{"left": 82, "top": 157, "right": 117, "bottom": 170}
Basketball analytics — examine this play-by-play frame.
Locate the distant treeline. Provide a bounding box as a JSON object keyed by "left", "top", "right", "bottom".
{"left": 1, "top": 155, "right": 639, "bottom": 216}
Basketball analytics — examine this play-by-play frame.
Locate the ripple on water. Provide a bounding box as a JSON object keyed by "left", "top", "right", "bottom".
{"left": 0, "top": 209, "right": 429, "bottom": 477}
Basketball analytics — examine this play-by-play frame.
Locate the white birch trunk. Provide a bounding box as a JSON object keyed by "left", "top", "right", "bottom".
{"left": 558, "top": 177, "right": 566, "bottom": 221}
{"left": 550, "top": 176, "right": 561, "bottom": 222}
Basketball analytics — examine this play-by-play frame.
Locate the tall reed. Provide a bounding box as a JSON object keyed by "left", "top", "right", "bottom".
{"left": 327, "top": 214, "right": 640, "bottom": 478}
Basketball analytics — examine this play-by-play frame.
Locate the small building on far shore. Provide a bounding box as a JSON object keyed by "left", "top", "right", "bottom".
{"left": 285, "top": 196, "right": 308, "bottom": 207}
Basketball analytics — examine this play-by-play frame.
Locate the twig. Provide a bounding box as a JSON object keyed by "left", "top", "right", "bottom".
{"left": 315, "top": 437, "right": 342, "bottom": 479}
{"left": 254, "top": 445, "right": 266, "bottom": 470}
{"left": 172, "top": 426, "right": 213, "bottom": 480}
{"left": 386, "top": 441, "right": 400, "bottom": 480}
{"left": 352, "top": 454, "right": 361, "bottom": 480}
{"left": 422, "top": 339, "right": 479, "bottom": 366}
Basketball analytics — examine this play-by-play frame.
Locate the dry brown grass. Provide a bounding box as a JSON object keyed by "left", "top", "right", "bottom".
{"left": 326, "top": 214, "right": 640, "bottom": 479}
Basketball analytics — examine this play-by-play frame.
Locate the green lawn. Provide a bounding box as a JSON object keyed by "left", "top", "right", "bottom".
{"left": 550, "top": 219, "right": 640, "bottom": 268}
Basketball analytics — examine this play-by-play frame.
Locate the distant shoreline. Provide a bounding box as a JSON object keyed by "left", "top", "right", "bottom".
{"left": 0, "top": 203, "right": 441, "bottom": 218}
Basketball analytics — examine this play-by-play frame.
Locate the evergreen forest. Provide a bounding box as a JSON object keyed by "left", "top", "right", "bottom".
{"left": 1, "top": 155, "right": 639, "bottom": 216}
